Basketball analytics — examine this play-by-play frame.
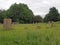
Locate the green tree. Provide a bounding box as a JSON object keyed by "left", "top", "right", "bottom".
{"left": 6, "top": 3, "right": 34, "bottom": 23}
{"left": 0, "top": 10, "right": 5, "bottom": 23}
{"left": 58, "top": 14, "right": 60, "bottom": 21}
{"left": 33, "top": 15, "right": 43, "bottom": 23}
{"left": 44, "top": 7, "right": 59, "bottom": 22}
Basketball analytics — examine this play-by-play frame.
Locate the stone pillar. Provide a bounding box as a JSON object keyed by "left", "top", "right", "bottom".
{"left": 48, "top": 21, "right": 54, "bottom": 27}
{"left": 3, "top": 18, "right": 12, "bottom": 29}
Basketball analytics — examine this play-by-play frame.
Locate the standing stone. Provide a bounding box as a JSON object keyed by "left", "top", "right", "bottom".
{"left": 3, "top": 18, "right": 12, "bottom": 29}
{"left": 48, "top": 21, "right": 54, "bottom": 27}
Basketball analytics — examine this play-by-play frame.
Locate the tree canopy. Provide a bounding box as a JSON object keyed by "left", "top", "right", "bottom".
{"left": 33, "top": 15, "right": 43, "bottom": 23}
{"left": 0, "top": 3, "right": 43, "bottom": 24}
{"left": 0, "top": 4, "right": 60, "bottom": 23}
{"left": 0, "top": 10, "right": 5, "bottom": 23}
{"left": 4, "top": 3, "right": 34, "bottom": 23}
{"left": 44, "top": 7, "right": 60, "bottom": 22}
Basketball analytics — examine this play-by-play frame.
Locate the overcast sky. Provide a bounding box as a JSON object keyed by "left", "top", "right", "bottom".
{"left": 0, "top": 0, "right": 60, "bottom": 17}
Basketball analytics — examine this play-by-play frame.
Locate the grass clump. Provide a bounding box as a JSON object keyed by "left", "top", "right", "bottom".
{"left": 0, "top": 22, "right": 60, "bottom": 45}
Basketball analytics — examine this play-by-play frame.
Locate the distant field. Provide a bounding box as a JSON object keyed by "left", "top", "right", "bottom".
{"left": 0, "top": 22, "right": 60, "bottom": 45}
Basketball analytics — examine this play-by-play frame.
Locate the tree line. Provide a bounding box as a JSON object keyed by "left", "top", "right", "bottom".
{"left": 0, "top": 3, "right": 60, "bottom": 23}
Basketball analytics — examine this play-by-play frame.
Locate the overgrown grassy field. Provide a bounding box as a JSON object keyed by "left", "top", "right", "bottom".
{"left": 0, "top": 22, "right": 60, "bottom": 45}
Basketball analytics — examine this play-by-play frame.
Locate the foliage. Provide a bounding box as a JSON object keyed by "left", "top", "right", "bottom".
{"left": 44, "top": 7, "right": 60, "bottom": 22}
{"left": 58, "top": 14, "right": 60, "bottom": 21}
{"left": 33, "top": 15, "right": 43, "bottom": 23}
{"left": 0, "top": 3, "right": 44, "bottom": 24}
{"left": 0, "top": 4, "right": 60, "bottom": 23}
{"left": 0, "top": 10, "right": 5, "bottom": 23}
{"left": 5, "top": 3, "right": 34, "bottom": 23}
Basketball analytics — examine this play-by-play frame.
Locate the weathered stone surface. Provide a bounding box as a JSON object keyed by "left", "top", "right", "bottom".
{"left": 3, "top": 18, "right": 12, "bottom": 29}
{"left": 48, "top": 21, "right": 54, "bottom": 27}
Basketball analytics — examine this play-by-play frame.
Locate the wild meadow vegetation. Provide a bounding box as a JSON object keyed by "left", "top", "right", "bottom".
{"left": 0, "top": 22, "right": 60, "bottom": 45}
{"left": 0, "top": 3, "right": 60, "bottom": 45}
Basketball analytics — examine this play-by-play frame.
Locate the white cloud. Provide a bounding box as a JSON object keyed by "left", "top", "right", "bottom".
{"left": 0, "top": 0, "right": 60, "bottom": 17}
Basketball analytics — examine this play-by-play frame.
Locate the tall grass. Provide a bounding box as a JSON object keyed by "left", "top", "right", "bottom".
{"left": 0, "top": 22, "right": 60, "bottom": 45}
